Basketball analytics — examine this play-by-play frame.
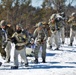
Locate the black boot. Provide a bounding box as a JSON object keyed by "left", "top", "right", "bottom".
{"left": 62, "top": 41, "right": 64, "bottom": 44}
{"left": 34, "top": 59, "right": 38, "bottom": 64}
{"left": 11, "top": 66, "right": 18, "bottom": 69}
{"left": 0, "top": 62, "right": 2, "bottom": 66}
{"left": 5, "top": 58, "right": 10, "bottom": 63}
{"left": 48, "top": 45, "right": 52, "bottom": 49}
{"left": 42, "top": 59, "right": 46, "bottom": 63}
{"left": 50, "top": 45, "right": 52, "bottom": 49}
{"left": 69, "top": 42, "right": 72, "bottom": 46}
{"left": 25, "top": 62, "right": 28, "bottom": 67}
{"left": 54, "top": 47, "right": 59, "bottom": 50}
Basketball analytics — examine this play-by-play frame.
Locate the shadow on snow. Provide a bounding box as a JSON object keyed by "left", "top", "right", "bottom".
{"left": 0, "top": 62, "right": 76, "bottom": 70}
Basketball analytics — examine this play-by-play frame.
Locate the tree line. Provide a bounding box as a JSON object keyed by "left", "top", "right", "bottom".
{"left": 0, "top": 0, "right": 76, "bottom": 33}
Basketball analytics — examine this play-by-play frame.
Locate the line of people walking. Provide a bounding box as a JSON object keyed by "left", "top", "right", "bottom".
{"left": 0, "top": 11, "right": 76, "bottom": 69}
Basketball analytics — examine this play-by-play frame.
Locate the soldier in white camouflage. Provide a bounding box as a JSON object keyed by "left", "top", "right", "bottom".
{"left": 5, "top": 23, "right": 14, "bottom": 63}
{"left": 33, "top": 22, "right": 47, "bottom": 63}
{"left": 68, "top": 12, "right": 76, "bottom": 46}
{"left": 11, "top": 24, "right": 28, "bottom": 69}
{"left": 60, "top": 12, "right": 66, "bottom": 44}
{"left": 0, "top": 20, "right": 14, "bottom": 62}
{"left": 48, "top": 13, "right": 62, "bottom": 50}
{"left": 0, "top": 20, "right": 7, "bottom": 66}
{"left": 0, "top": 20, "right": 7, "bottom": 59}
{"left": 42, "top": 22, "right": 51, "bottom": 49}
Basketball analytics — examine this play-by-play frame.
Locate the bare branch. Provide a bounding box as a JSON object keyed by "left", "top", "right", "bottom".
{"left": 67, "top": 0, "right": 75, "bottom": 6}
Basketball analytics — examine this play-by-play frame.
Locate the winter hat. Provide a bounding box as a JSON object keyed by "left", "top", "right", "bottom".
{"left": 37, "top": 22, "right": 43, "bottom": 27}
{"left": 0, "top": 20, "right": 7, "bottom": 27}
{"left": 16, "top": 23, "right": 22, "bottom": 28}
{"left": 71, "top": 12, "right": 76, "bottom": 16}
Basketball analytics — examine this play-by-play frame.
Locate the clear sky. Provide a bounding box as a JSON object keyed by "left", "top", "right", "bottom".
{"left": 0, "top": 0, "right": 75, "bottom": 7}
{"left": 31, "top": 0, "right": 76, "bottom": 7}
{"left": 31, "top": 0, "right": 43, "bottom": 7}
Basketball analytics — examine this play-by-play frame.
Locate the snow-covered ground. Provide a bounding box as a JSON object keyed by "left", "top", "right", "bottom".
{"left": 0, "top": 38, "right": 76, "bottom": 75}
